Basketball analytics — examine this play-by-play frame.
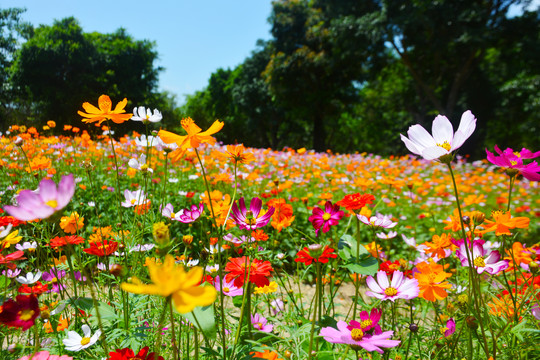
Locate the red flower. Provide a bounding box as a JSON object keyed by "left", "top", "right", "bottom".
{"left": 108, "top": 346, "right": 164, "bottom": 360}
{"left": 336, "top": 193, "right": 375, "bottom": 212}
{"left": 83, "top": 239, "right": 119, "bottom": 256}
{"left": 379, "top": 260, "right": 401, "bottom": 276}
{"left": 49, "top": 235, "right": 85, "bottom": 248}
{"left": 18, "top": 281, "right": 50, "bottom": 296}
{"left": 225, "top": 256, "right": 273, "bottom": 287}
{"left": 0, "top": 250, "right": 25, "bottom": 270}
{"left": 295, "top": 245, "right": 337, "bottom": 265}
{"left": 0, "top": 216, "right": 25, "bottom": 227}
{"left": 0, "top": 294, "right": 40, "bottom": 330}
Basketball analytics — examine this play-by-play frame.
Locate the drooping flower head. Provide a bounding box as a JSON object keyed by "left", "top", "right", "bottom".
{"left": 486, "top": 145, "right": 540, "bottom": 181}
{"left": 400, "top": 110, "right": 476, "bottom": 161}
{"left": 365, "top": 270, "right": 419, "bottom": 302}
{"left": 231, "top": 197, "right": 275, "bottom": 230}
{"left": 158, "top": 117, "right": 224, "bottom": 150}
{"left": 78, "top": 95, "right": 133, "bottom": 125}
{"left": 455, "top": 239, "right": 509, "bottom": 274}
{"left": 4, "top": 174, "right": 75, "bottom": 221}
{"left": 295, "top": 244, "right": 338, "bottom": 265}
{"left": 308, "top": 201, "right": 344, "bottom": 236}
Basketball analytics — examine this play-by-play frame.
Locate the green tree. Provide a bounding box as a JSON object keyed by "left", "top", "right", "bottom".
{"left": 9, "top": 17, "right": 162, "bottom": 130}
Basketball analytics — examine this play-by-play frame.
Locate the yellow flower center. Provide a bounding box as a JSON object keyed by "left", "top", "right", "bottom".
{"left": 45, "top": 199, "right": 58, "bottom": 208}
{"left": 18, "top": 309, "right": 35, "bottom": 321}
{"left": 384, "top": 287, "right": 398, "bottom": 296}
{"left": 223, "top": 287, "right": 230, "bottom": 293}
{"left": 513, "top": 151, "right": 521, "bottom": 158}
{"left": 436, "top": 141, "right": 451, "bottom": 151}
{"left": 256, "top": 322, "right": 263, "bottom": 329}
{"left": 80, "top": 337, "right": 91, "bottom": 346}
{"left": 140, "top": 164, "right": 148, "bottom": 171}
{"left": 473, "top": 256, "right": 486, "bottom": 268}
{"left": 360, "top": 319, "right": 373, "bottom": 329}
{"left": 52, "top": 277, "right": 58, "bottom": 283}
{"left": 350, "top": 328, "right": 364, "bottom": 341}
{"left": 510, "top": 160, "right": 517, "bottom": 166}
{"left": 322, "top": 213, "right": 331, "bottom": 221}
{"left": 130, "top": 199, "right": 137, "bottom": 205}
{"left": 440, "top": 326, "right": 449, "bottom": 335}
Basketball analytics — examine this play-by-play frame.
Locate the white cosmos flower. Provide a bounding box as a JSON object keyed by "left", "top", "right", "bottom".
{"left": 400, "top": 110, "right": 476, "bottom": 161}
{"left": 16, "top": 271, "right": 42, "bottom": 284}
{"left": 128, "top": 154, "right": 153, "bottom": 173}
{"left": 121, "top": 189, "right": 148, "bottom": 208}
{"left": 131, "top": 106, "right": 162, "bottom": 123}
{"left": 63, "top": 324, "right": 101, "bottom": 351}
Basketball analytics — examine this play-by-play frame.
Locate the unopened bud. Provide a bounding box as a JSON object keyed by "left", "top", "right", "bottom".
{"left": 466, "top": 316, "right": 478, "bottom": 330}
{"left": 183, "top": 235, "right": 194, "bottom": 245}
{"left": 457, "top": 293, "right": 468, "bottom": 305}
{"left": 284, "top": 350, "right": 292, "bottom": 358}
{"left": 505, "top": 168, "right": 520, "bottom": 178}
{"left": 14, "top": 136, "right": 23, "bottom": 146}
{"left": 307, "top": 243, "right": 323, "bottom": 258}
{"left": 472, "top": 212, "right": 485, "bottom": 225}
{"left": 529, "top": 261, "right": 539, "bottom": 274}
{"left": 110, "top": 264, "right": 124, "bottom": 277}
{"left": 152, "top": 222, "right": 170, "bottom": 246}
{"left": 462, "top": 216, "right": 470, "bottom": 225}
{"left": 409, "top": 323, "right": 419, "bottom": 333}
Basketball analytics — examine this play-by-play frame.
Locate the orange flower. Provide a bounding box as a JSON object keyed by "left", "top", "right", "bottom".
{"left": 158, "top": 117, "right": 224, "bottom": 150}
{"left": 44, "top": 315, "right": 69, "bottom": 333}
{"left": 78, "top": 95, "right": 133, "bottom": 125}
{"left": 480, "top": 211, "right": 529, "bottom": 236}
{"left": 59, "top": 212, "right": 84, "bottom": 234}
{"left": 423, "top": 233, "right": 455, "bottom": 259}
{"left": 220, "top": 144, "right": 254, "bottom": 164}
{"left": 414, "top": 261, "right": 452, "bottom": 302}
{"left": 335, "top": 193, "right": 375, "bottom": 212}
{"left": 250, "top": 350, "right": 283, "bottom": 360}
{"left": 267, "top": 198, "right": 295, "bottom": 232}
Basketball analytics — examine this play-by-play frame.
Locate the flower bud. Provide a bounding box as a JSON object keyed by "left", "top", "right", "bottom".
{"left": 284, "top": 350, "right": 292, "bottom": 359}
{"left": 182, "top": 235, "right": 194, "bottom": 246}
{"left": 152, "top": 222, "right": 170, "bottom": 246}
{"left": 505, "top": 168, "right": 520, "bottom": 178}
{"left": 472, "top": 211, "right": 485, "bottom": 225}
{"left": 110, "top": 264, "right": 124, "bottom": 277}
{"left": 466, "top": 316, "right": 478, "bottom": 330}
{"left": 14, "top": 136, "right": 23, "bottom": 146}
{"left": 529, "top": 261, "right": 539, "bottom": 274}
{"left": 307, "top": 243, "right": 323, "bottom": 258}
{"left": 409, "top": 323, "right": 419, "bottom": 333}
{"left": 462, "top": 215, "right": 470, "bottom": 225}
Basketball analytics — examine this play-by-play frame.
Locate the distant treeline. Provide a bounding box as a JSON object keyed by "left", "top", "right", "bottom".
{"left": 1, "top": 2, "right": 539, "bottom": 157}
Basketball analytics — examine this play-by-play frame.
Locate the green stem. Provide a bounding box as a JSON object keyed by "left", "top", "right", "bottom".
{"left": 307, "top": 262, "right": 321, "bottom": 360}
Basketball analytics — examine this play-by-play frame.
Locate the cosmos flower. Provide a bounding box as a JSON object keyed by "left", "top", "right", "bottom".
{"left": 83, "top": 240, "right": 119, "bottom": 257}
{"left": 17, "top": 350, "right": 73, "bottom": 360}
{"left": 177, "top": 203, "right": 205, "bottom": 223}
{"left": 62, "top": 324, "right": 101, "bottom": 352}
{"left": 365, "top": 270, "right": 419, "bottom": 302}
{"left": 128, "top": 154, "right": 153, "bottom": 173}
{"left": 336, "top": 193, "right": 375, "bottom": 212}
{"left": 0, "top": 250, "right": 25, "bottom": 270}
{"left": 231, "top": 197, "right": 275, "bottom": 230}
{"left": 320, "top": 321, "right": 400, "bottom": 354}
{"left": 0, "top": 295, "right": 40, "bottom": 330}
{"left": 214, "top": 276, "right": 243, "bottom": 297}
{"left": 348, "top": 308, "right": 382, "bottom": 335}
{"left": 441, "top": 318, "right": 456, "bottom": 337}
{"left": 486, "top": 145, "right": 540, "bottom": 181}
{"left": 414, "top": 261, "right": 452, "bottom": 302}
{"left": 78, "top": 95, "right": 132, "bottom": 125}
{"left": 16, "top": 271, "right": 42, "bottom": 285}
{"left": 400, "top": 110, "right": 476, "bottom": 161}
{"left": 308, "top": 201, "right": 344, "bottom": 236}
{"left": 158, "top": 117, "right": 224, "bottom": 150}
{"left": 251, "top": 313, "right": 273, "bottom": 332}
{"left": 4, "top": 174, "right": 75, "bottom": 221}
{"left": 59, "top": 212, "right": 84, "bottom": 234}
{"left": 357, "top": 213, "right": 397, "bottom": 229}
{"left": 131, "top": 106, "right": 163, "bottom": 123}
{"left": 455, "top": 239, "right": 509, "bottom": 274}
{"left": 121, "top": 189, "right": 149, "bottom": 208}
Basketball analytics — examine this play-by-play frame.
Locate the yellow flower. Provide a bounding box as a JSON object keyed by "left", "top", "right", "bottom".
{"left": 152, "top": 222, "right": 170, "bottom": 246}
{"left": 47, "top": 120, "right": 56, "bottom": 128}
{"left": 254, "top": 281, "right": 278, "bottom": 295}
{"left": 121, "top": 255, "right": 216, "bottom": 314}
{"left": 78, "top": 94, "right": 133, "bottom": 125}
{"left": 59, "top": 212, "right": 84, "bottom": 234}
{"left": 158, "top": 117, "right": 224, "bottom": 150}
{"left": 0, "top": 230, "right": 22, "bottom": 248}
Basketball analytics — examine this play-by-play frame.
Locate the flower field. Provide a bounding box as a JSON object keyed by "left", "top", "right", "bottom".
{"left": 0, "top": 96, "right": 539, "bottom": 360}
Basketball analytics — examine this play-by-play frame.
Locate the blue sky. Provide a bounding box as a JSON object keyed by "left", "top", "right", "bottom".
{"left": 3, "top": 0, "right": 273, "bottom": 104}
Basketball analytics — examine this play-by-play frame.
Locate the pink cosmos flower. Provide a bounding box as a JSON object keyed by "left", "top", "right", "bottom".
{"left": 357, "top": 213, "right": 397, "bottom": 229}
{"left": 177, "top": 202, "right": 205, "bottom": 223}
{"left": 308, "top": 201, "right": 344, "bottom": 236}
{"left": 365, "top": 270, "right": 419, "bottom": 302}
{"left": 214, "top": 276, "right": 243, "bottom": 297}
{"left": 320, "top": 320, "right": 400, "bottom": 354}
{"left": 121, "top": 189, "right": 149, "bottom": 208}
{"left": 17, "top": 350, "right": 73, "bottom": 360}
{"left": 251, "top": 313, "right": 273, "bottom": 332}
{"left": 454, "top": 239, "right": 509, "bottom": 275}
{"left": 231, "top": 197, "right": 274, "bottom": 230}
{"left": 442, "top": 318, "right": 456, "bottom": 337}
{"left": 486, "top": 145, "right": 540, "bottom": 181}
{"left": 4, "top": 174, "right": 75, "bottom": 221}
{"left": 401, "top": 110, "right": 476, "bottom": 161}
{"left": 348, "top": 308, "right": 382, "bottom": 335}
{"left": 161, "top": 203, "right": 183, "bottom": 221}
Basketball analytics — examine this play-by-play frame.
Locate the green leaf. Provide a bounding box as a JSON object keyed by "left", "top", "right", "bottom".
{"left": 88, "top": 301, "right": 120, "bottom": 327}
{"left": 342, "top": 254, "right": 378, "bottom": 275}
{"left": 0, "top": 275, "right": 9, "bottom": 289}
{"left": 183, "top": 305, "right": 217, "bottom": 339}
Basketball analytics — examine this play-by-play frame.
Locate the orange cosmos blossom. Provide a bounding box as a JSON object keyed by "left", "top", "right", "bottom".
{"left": 78, "top": 94, "right": 133, "bottom": 125}
{"left": 220, "top": 144, "right": 255, "bottom": 164}
{"left": 480, "top": 210, "right": 529, "bottom": 236}
{"left": 414, "top": 261, "right": 452, "bottom": 302}
{"left": 158, "top": 117, "right": 224, "bottom": 150}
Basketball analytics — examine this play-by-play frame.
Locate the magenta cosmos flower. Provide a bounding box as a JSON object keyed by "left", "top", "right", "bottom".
{"left": 214, "top": 276, "right": 243, "bottom": 297}
{"left": 178, "top": 202, "right": 204, "bottom": 223}
{"left": 17, "top": 351, "right": 73, "bottom": 360}
{"left": 320, "top": 320, "right": 400, "bottom": 354}
{"left": 455, "top": 239, "right": 509, "bottom": 275}
{"left": 251, "top": 313, "right": 273, "bottom": 332}
{"left": 231, "top": 197, "right": 274, "bottom": 230}
{"left": 4, "top": 174, "right": 75, "bottom": 221}
{"left": 348, "top": 308, "right": 382, "bottom": 335}
{"left": 365, "top": 270, "right": 419, "bottom": 302}
{"left": 401, "top": 110, "right": 476, "bottom": 161}
{"left": 486, "top": 145, "right": 540, "bottom": 181}
{"left": 308, "top": 201, "right": 344, "bottom": 236}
